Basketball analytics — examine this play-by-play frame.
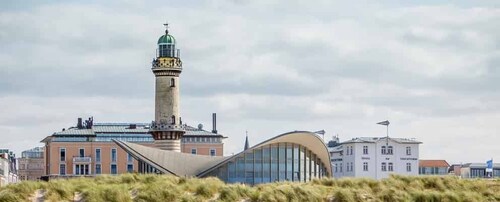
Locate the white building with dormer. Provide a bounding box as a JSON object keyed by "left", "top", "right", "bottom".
{"left": 328, "top": 137, "right": 421, "bottom": 179}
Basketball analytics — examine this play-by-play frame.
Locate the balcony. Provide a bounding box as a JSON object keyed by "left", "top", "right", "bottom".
{"left": 152, "top": 57, "right": 182, "bottom": 69}
{"left": 150, "top": 121, "right": 186, "bottom": 131}
{"left": 73, "top": 156, "right": 92, "bottom": 163}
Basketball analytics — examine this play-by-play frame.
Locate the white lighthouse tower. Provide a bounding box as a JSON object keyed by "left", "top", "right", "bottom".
{"left": 149, "top": 23, "right": 185, "bottom": 151}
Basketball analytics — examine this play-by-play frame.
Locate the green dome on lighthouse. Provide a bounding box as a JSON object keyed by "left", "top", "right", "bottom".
{"left": 157, "top": 34, "right": 176, "bottom": 44}
{"left": 158, "top": 22, "right": 176, "bottom": 44}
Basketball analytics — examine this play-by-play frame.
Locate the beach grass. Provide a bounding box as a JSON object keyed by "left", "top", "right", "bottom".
{"left": 0, "top": 174, "right": 499, "bottom": 202}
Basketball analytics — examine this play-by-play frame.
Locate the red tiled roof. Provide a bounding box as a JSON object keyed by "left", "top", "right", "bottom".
{"left": 419, "top": 160, "right": 450, "bottom": 167}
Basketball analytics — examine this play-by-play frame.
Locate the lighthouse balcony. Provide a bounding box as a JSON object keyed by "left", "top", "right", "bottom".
{"left": 152, "top": 57, "right": 182, "bottom": 69}
{"left": 150, "top": 121, "right": 185, "bottom": 131}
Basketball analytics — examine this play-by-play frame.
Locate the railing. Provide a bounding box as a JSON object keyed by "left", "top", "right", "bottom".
{"left": 152, "top": 58, "right": 182, "bottom": 68}
{"left": 150, "top": 121, "right": 186, "bottom": 131}
{"left": 73, "top": 156, "right": 92, "bottom": 163}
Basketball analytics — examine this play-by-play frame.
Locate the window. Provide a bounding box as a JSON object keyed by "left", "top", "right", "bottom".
{"left": 191, "top": 148, "right": 197, "bottom": 154}
{"left": 75, "top": 165, "right": 80, "bottom": 175}
{"left": 95, "top": 164, "right": 101, "bottom": 174}
{"left": 111, "top": 164, "right": 117, "bottom": 174}
{"left": 95, "top": 149, "right": 101, "bottom": 162}
{"left": 381, "top": 146, "right": 386, "bottom": 155}
{"left": 170, "top": 78, "right": 175, "bottom": 87}
{"left": 127, "top": 153, "right": 133, "bottom": 163}
{"left": 345, "top": 147, "right": 349, "bottom": 155}
{"left": 406, "top": 163, "right": 412, "bottom": 172}
{"left": 335, "top": 164, "right": 338, "bottom": 173}
{"left": 60, "top": 148, "right": 66, "bottom": 161}
{"left": 111, "top": 148, "right": 117, "bottom": 162}
{"left": 406, "top": 146, "right": 411, "bottom": 155}
{"left": 388, "top": 163, "right": 393, "bottom": 171}
{"left": 363, "top": 146, "right": 368, "bottom": 155}
{"left": 387, "top": 146, "right": 393, "bottom": 155}
{"left": 159, "top": 44, "right": 175, "bottom": 57}
{"left": 127, "top": 164, "right": 134, "bottom": 173}
{"left": 350, "top": 147, "right": 353, "bottom": 155}
{"left": 340, "top": 163, "right": 343, "bottom": 172}
{"left": 78, "top": 148, "right": 84, "bottom": 157}
{"left": 171, "top": 115, "right": 176, "bottom": 124}
{"left": 382, "top": 163, "right": 387, "bottom": 171}
{"left": 350, "top": 162, "right": 353, "bottom": 172}
{"left": 59, "top": 164, "right": 66, "bottom": 175}
{"left": 210, "top": 149, "right": 216, "bottom": 156}
{"left": 363, "top": 162, "right": 368, "bottom": 171}
{"left": 75, "top": 164, "right": 89, "bottom": 175}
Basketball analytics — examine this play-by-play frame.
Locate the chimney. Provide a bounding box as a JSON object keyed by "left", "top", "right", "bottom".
{"left": 211, "top": 113, "right": 217, "bottom": 134}
{"left": 77, "top": 118, "right": 83, "bottom": 129}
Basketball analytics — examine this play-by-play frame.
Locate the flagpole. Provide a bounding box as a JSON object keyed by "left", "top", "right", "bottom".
{"left": 386, "top": 124, "right": 389, "bottom": 146}
{"left": 377, "top": 120, "right": 390, "bottom": 146}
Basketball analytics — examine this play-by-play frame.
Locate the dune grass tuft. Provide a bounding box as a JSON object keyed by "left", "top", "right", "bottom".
{"left": 1, "top": 174, "right": 499, "bottom": 201}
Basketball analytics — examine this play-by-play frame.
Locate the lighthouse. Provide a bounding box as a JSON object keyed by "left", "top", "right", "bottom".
{"left": 149, "top": 23, "right": 185, "bottom": 151}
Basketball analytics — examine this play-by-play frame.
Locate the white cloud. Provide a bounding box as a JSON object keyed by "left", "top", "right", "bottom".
{"left": 0, "top": 1, "right": 499, "bottom": 163}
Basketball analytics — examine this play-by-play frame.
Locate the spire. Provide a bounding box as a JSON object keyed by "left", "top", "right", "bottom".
{"left": 244, "top": 131, "right": 249, "bottom": 150}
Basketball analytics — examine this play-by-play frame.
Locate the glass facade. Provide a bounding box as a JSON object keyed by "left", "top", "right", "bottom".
{"left": 203, "top": 143, "right": 328, "bottom": 185}
{"left": 94, "top": 134, "right": 153, "bottom": 142}
{"left": 21, "top": 147, "right": 44, "bottom": 158}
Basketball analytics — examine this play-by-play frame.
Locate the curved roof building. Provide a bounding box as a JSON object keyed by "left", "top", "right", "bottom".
{"left": 115, "top": 131, "right": 332, "bottom": 185}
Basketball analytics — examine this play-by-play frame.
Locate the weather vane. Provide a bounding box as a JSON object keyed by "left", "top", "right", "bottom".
{"left": 163, "top": 21, "right": 169, "bottom": 34}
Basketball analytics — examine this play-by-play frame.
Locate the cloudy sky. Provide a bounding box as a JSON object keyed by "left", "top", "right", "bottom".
{"left": 1, "top": 0, "right": 499, "bottom": 163}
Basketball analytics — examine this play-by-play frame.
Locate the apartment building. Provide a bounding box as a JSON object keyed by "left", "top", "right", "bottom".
{"left": 40, "top": 118, "right": 225, "bottom": 177}
{"left": 17, "top": 147, "right": 45, "bottom": 181}
{"left": 329, "top": 137, "right": 421, "bottom": 179}
{"left": 0, "top": 150, "right": 18, "bottom": 186}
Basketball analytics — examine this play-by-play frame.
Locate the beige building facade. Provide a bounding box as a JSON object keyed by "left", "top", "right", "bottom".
{"left": 17, "top": 147, "right": 45, "bottom": 181}
{"left": 41, "top": 120, "right": 225, "bottom": 177}
{"left": 43, "top": 141, "right": 145, "bottom": 176}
